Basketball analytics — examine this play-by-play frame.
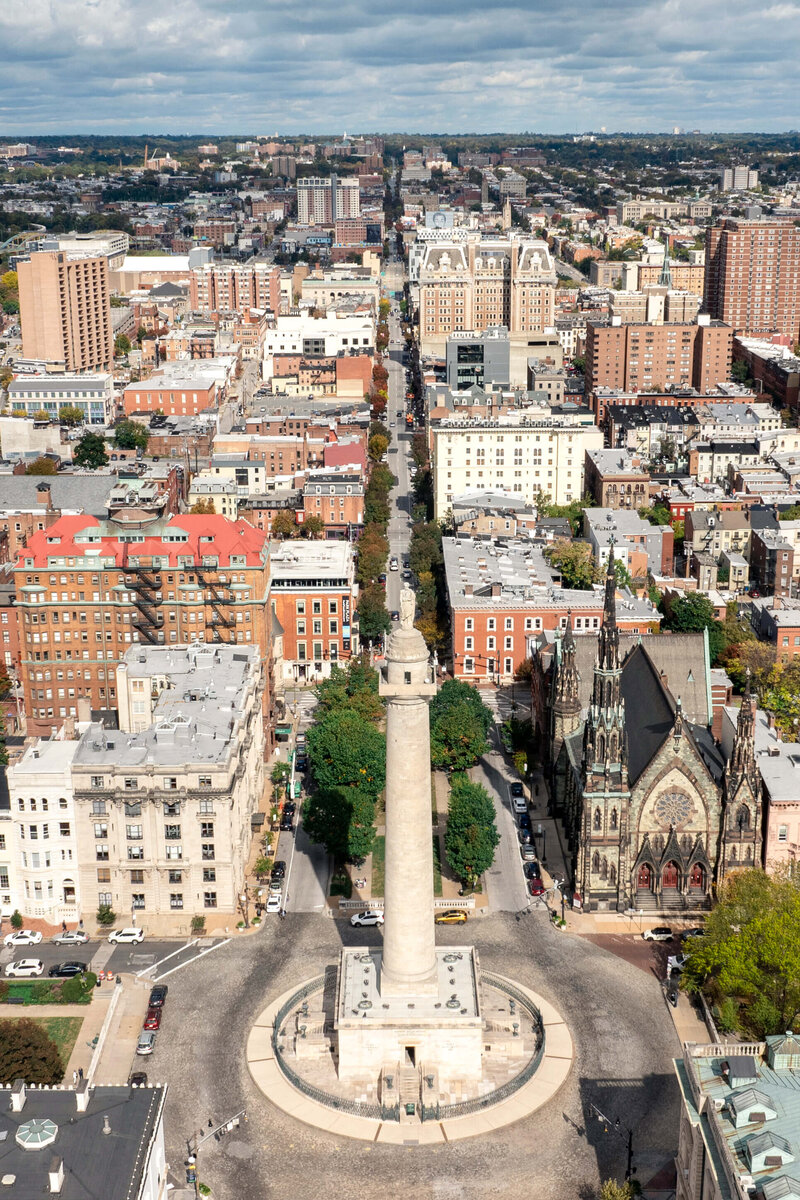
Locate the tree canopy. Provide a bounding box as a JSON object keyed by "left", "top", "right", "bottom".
{"left": 545, "top": 538, "right": 598, "bottom": 590}
{"left": 306, "top": 708, "right": 386, "bottom": 798}
{"left": 114, "top": 418, "right": 149, "bottom": 451}
{"left": 444, "top": 774, "right": 500, "bottom": 887}
{"left": 357, "top": 583, "right": 391, "bottom": 642}
{"left": 25, "top": 457, "right": 57, "bottom": 476}
{"left": 73, "top": 432, "right": 108, "bottom": 470}
{"left": 682, "top": 868, "right": 800, "bottom": 1037}
{"left": 0, "top": 1018, "right": 63, "bottom": 1085}
{"left": 430, "top": 680, "right": 492, "bottom": 772}
{"left": 303, "top": 785, "right": 377, "bottom": 864}
{"left": 314, "top": 658, "right": 384, "bottom": 724}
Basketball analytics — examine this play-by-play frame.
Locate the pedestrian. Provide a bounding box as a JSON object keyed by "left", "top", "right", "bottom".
{"left": 72, "top": 1070, "right": 78, "bottom": 1086}
{"left": 62, "top": 920, "right": 67, "bottom": 932}
{"left": 78, "top": 918, "right": 84, "bottom": 930}
{"left": 78, "top": 1067, "right": 84, "bottom": 1081}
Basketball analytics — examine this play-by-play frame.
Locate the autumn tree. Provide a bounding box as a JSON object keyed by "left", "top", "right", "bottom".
{"left": 271, "top": 510, "right": 297, "bottom": 539}
{"left": 25, "top": 457, "right": 57, "bottom": 476}
{"left": 0, "top": 1018, "right": 63, "bottom": 1085}
{"left": 190, "top": 497, "right": 217, "bottom": 514}
{"left": 545, "top": 539, "right": 598, "bottom": 589}
{"left": 300, "top": 514, "right": 324, "bottom": 539}
{"left": 58, "top": 404, "right": 85, "bottom": 426}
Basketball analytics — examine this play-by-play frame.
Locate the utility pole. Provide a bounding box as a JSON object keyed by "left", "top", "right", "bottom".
{"left": 186, "top": 1109, "right": 246, "bottom": 1197}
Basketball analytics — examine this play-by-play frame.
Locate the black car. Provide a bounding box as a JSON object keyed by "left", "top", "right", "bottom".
{"left": 510, "top": 782, "right": 524, "bottom": 798}
{"left": 523, "top": 860, "right": 541, "bottom": 880}
{"left": 271, "top": 860, "right": 286, "bottom": 882}
{"left": 148, "top": 985, "right": 168, "bottom": 1009}
{"left": 517, "top": 828, "right": 533, "bottom": 845}
{"left": 129, "top": 1072, "right": 148, "bottom": 1087}
{"left": 518, "top": 813, "right": 532, "bottom": 832}
{"left": 280, "top": 812, "right": 294, "bottom": 831}
{"left": 295, "top": 753, "right": 308, "bottom": 771}
{"left": 284, "top": 801, "right": 296, "bottom": 816}
{"left": 48, "top": 961, "right": 87, "bottom": 978}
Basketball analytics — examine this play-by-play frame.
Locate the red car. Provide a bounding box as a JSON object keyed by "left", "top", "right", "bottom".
{"left": 143, "top": 1008, "right": 162, "bottom": 1031}
{"left": 529, "top": 879, "right": 545, "bottom": 897}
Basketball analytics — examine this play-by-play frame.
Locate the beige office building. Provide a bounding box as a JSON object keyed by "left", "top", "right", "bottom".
{"left": 417, "top": 236, "right": 557, "bottom": 356}
{"left": 17, "top": 250, "right": 114, "bottom": 373}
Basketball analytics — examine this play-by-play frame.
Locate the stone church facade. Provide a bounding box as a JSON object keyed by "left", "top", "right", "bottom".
{"left": 536, "top": 550, "right": 762, "bottom": 912}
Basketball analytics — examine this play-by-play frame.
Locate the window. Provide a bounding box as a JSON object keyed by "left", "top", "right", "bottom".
{"left": 170, "top": 893, "right": 183, "bottom": 910}
{"left": 198, "top": 775, "right": 212, "bottom": 789}
{"left": 200, "top": 822, "right": 214, "bottom": 838}
{"left": 465, "top": 618, "right": 474, "bottom": 632}
{"left": 163, "top": 801, "right": 180, "bottom": 816}
{"left": 90, "top": 776, "right": 104, "bottom": 789}
{"left": 505, "top": 617, "right": 514, "bottom": 630}
{"left": 198, "top": 799, "right": 214, "bottom": 813}
{"left": 59, "top": 822, "right": 70, "bottom": 838}
{"left": 98, "top": 891, "right": 112, "bottom": 907}
{"left": 168, "top": 870, "right": 182, "bottom": 884}
{"left": 163, "top": 777, "right": 178, "bottom": 790}
{"left": 127, "top": 846, "right": 144, "bottom": 860}
{"left": 593, "top": 808, "right": 602, "bottom": 831}
{"left": 164, "top": 824, "right": 181, "bottom": 840}
{"left": 465, "top": 636, "right": 474, "bottom": 651}
{"left": 93, "top": 822, "right": 107, "bottom": 839}
{"left": 132, "top": 893, "right": 145, "bottom": 910}
{"left": 130, "top": 870, "right": 144, "bottom": 884}
{"left": 778, "top": 825, "right": 788, "bottom": 842}
{"left": 126, "top": 824, "right": 143, "bottom": 840}
{"left": 124, "top": 801, "right": 141, "bottom": 817}
{"left": 202, "top": 843, "right": 215, "bottom": 860}
{"left": 505, "top": 636, "right": 513, "bottom": 650}
{"left": 97, "top": 868, "right": 111, "bottom": 883}
{"left": 203, "top": 868, "right": 216, "bottom": 882}
{"left": 204, "top": 892, "right": 217, "bottom": 908}
{"left": 91, "top": 800, "right": 106, "bottom": 815}
{"left": 123, "top": 778, "right": 138, "bottom": 790}
{"left": 96, "top": 844, "right": 109, "bottom": 861}
{"left": 165, "top": 845, "right": 182, "bottom": 860}
{"left": 487, "top": 618, "right": 496, "bottom": 631}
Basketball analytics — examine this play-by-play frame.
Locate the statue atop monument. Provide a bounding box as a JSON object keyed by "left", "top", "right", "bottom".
{"left": 399, "top": 587, "right": 416, "bottom": 630}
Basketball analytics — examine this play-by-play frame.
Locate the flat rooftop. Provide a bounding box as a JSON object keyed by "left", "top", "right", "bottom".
{"left": 338, "top": 947, "right": 481, "bottom": 1025}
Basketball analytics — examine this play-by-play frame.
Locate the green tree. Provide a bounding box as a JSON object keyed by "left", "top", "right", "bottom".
{"left": 9, "top": 909, "right": 22, "bottom": 930}
{"left": 114, "top": 418, "right": 149, "bottom": 451}
{"left": 25, "top": 457, "right": 57, "bottom": 476}
{"left": 545, "top": 539, "right": 598, "bottom": 589}
{"left": 612, "top": 558, "right": 633, "bottom": 589}
{"left": 599, "top": 1182, "right": 636, "bottom": 1200}
{"left": 430, "top": 680, "right": 492, "bottom": 772}
{"left": 357, "top": 583, "right": 391, "bottom": 642}
{"left": 638, "top": 503, "right": 672, "bottom": 527}
{"left": 190, "top": 497, "right": 217, "bottom": 514}
{"left": 444, "top": 775, "right": 500, "bottom": 888}
{"left": 96, "top": 903, "right": 116, "bottom": 926}
{"left": 0, "top": 1018, "right": 63, "bottom": 1085}
{"left": 682, "top": 867, "right": 800, "bottom": 1035}
{"left": 58, "top": 404, "right": 85, "bottom": 426}
{"left": 356, "top": 526, "right": 389, "bottom": 585}
{"left": 315, "top": 658, "right": 384, "bottom": 724}
{"left": 368, "top": 433, "right": 389, "bottom": 463}
{"left": 300, "top": 514, "right": 324, "bottom": 539}
{"left": 271, "top": 509, "right": 297, "bottom": 538}
{"left": 114, "top": 333, "right": 131, "bottom": 356}
{"left": 73, "top": 432, "right": 108, "bottom": 469}
{"left": 303, "top": 785, "right": 377, "bottom": 864}
{"left": 306, "top": 708, "right": 386, "bottom": 798}
{"left": 662, "top": 592, "right": 726, "bottom": 661}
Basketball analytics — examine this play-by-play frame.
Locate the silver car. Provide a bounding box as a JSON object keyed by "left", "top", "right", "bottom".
{"left": 136, "top": 1030, "right": 156, "bottom": 1056}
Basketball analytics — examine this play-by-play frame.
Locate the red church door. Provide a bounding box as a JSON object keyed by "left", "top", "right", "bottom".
{"left": 689, "top": 864, "right": 706, "bottom": 890}
{"left": 637, "top": 863, "right": 653, "bottom": 890}
{"left": 662, "top": 862, "right": 679, "bottom": 888}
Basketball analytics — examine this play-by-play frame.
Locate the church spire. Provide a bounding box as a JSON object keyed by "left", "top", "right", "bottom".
{"left": 597, "top": 543, "right": 620, "bottom": 673}
{"left": 727, "top": 670, "right": 757, "bottom": 787}
{"left": 555, "top": 610, "right": 580, "bottom": 709}
{"left": 659, "top": 238, "right": 673, "bottom": 289}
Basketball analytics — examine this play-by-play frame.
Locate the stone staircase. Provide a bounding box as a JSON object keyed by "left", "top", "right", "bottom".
{"left": 636, "top": 887, "right": 709, "bottom": 914}
{"left": 399, "top": 1066, "right": 420, "bottom": 1115}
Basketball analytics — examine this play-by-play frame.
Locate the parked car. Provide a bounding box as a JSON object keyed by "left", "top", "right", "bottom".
{"left": 268, "top": 879, "right": 283, "bottom": 895}
{"left": 434, "top": 909, "right": 468, "bottom": 925}
{"left": 5, "top": 959, "right": 44, "bottom": 977}
{"left": 266, "top": 894, "right": 282, "bottom": 915}
{"left": 667, "top": 954, "right": 689, "bottom": 975}
{"left": 136, "top": 1031, "right": 156, "bottom": 1056}
{"left": 510, "top": 782, "right": 524, "bottom": 799}
{"left": 295, "top": 733, "right": 306, "bottom": 750}
{"left": 108, "top": 928, "right": 144, "bottom": 944}
{"left": 51, "top": 930, "right": 89, "bottom": 947}
{"left": 143, "top": 1008, "right": 162, "bottom": 1030}
{"left": 128, "top": 1072, "right": 148, "bottom": 1086}
{"left": 148, "top": 985, "right": 168, "bottom": 1009}
{"left": 271, "top": 860, "right": 286, "bottom": 883}
{"left": 518, "top": 813, "right": 532, "bottom": 833}
{"left": 4, "top": 929, "right": 42, "bottom": 947}
{"left": 378, "top": 573, "right": 387, "bottom": 587}
{"left": 529, "top": 879, "right": 545, "bottom": 897}
{"left": 350, "top": 911, "right": 385, "bottom": 927}
{"left": 642, "top": 926, "right": 673, "bottom": 942}
{"left": 520, "top": 841, "right": 538, "bottom": 861}
{"left": 401, "top": 570, "right": 413, "bottom": 582}
{"left": 391, "top": 611, "right": 400, "bottom": 622}
{"left": 389, "top": 557, "right": 399, "bottom": 571}
{"left": 280, "top": 814, "right": 294, "bottom": 832}
{"left": 680, "top": 927, "right": 705, "bottom": 942}
{"left": 517, "top": 827, "right": 533, "bottom": 846}
{"left": 295, "top": 753, "right": 308, "bottom": 771}
{"left": 523, "top": 861, "right": 541, "bottom": 880}
{"left": 48, "top": 961, "right": 87, "bottom": 978}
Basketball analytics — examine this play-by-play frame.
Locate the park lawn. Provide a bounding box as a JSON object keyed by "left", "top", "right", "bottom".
{"left": 30, "top": 1016, "right": 84, "bottom": 1074}
{"left": 371, "top": 835, "right": 386, "bottom": 896}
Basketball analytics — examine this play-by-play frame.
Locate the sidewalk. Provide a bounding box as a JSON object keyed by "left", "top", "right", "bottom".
{"left": 92, "top": 974, "right": 151, "bottom": 1083}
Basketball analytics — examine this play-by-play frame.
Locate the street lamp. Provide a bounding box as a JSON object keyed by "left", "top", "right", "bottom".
{"left": 589, "top": 1102, "right": 634, "bottom": 1180}
{"left": 239, "top": 889, "right": 250, "bottom": 929}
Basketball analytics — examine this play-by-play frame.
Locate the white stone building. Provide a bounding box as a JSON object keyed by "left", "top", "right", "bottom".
{"left": 6, "top": 739, "right": 81, "bottom": 922}
{"left": 70, "top": 643, "right": 265, "bottom": 921}
{"left": 431, "top": 408, "right": 603, "bottom": 518}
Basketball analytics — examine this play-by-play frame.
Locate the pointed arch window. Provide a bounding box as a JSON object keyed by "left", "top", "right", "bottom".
{"left": 610, "top": 808, "right": 618, "bottom": 831}
{"left": 592, "top": 851, "right": 600, "bottom": 873}
{"left": 736, "top": 804, "right": 751, "bottom": 831}
{"left": 593, "top": 807, "right": 602, "bottom": 831}
{"left": 600, "top": 857, "right": 608, "bottom": 881}
{"left": 609, "top": 864, "right": 617, "bottom": 887}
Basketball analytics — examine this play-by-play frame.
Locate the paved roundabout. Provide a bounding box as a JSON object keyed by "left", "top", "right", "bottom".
{"left": 246, "top": 973, "right": 573, "bottom": 1143}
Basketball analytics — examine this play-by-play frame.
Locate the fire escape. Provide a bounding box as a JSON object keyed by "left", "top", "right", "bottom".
{"left": 196, "top": 562, "right": 236, "bottom": 643}
{"left": 125, "top": 559, "right": 164, "bottom": 645}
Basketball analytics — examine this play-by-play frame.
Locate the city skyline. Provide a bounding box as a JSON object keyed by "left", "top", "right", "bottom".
{"left": 1, "top": 0, "right": 799, "bottom": 134}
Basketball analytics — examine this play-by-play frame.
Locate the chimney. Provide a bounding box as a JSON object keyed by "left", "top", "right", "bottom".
{"left": 48, "top": 1157, "right": 65, "bottom": 1194}
{"left": 11, "top": 1079, "right": 26, "bottom": 1111}
{"left": 102, "top": 1115, "right": 112, "bottom": 1136}
{"left": 75, "top": 1078, "right": 90, "bottom": 1112}
{"left": 37, "top": 481, "right": 53, "bottom": 510}
{"left": 491, "top": 582, "right": 501, "bottom": 597}
{"left": 774, "top": 595, "right": 781, "bottom": 610}
{"left": 464, "top": 583, "right": 473, "bottom": 596}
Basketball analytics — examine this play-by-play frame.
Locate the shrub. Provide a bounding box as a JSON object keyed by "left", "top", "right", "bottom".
{"left": 191, "top": 915, "right": 206, "bottom": 935}
{"left": 713, "top": 996, "right": 738, "bottom": 1035}
{"left": 96, "top": 904, "right": 116, "bottom": 926}
{"left": 10, "top": 910, "right": 23, "bottom": 930}
{"left": 746, "top": 994, "right": 783, "bottom": 1038}
{"left": 60, "top": 976, "right": 87, "bottom": 1004}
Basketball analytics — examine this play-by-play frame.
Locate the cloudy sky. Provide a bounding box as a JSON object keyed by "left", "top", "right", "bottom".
{"left": 1, "top": 0, "right": 798, "bottom": 135}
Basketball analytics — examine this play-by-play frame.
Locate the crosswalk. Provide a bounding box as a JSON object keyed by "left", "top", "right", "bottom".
{"left": 284, "top": 689, "right": 319, "bottom": 730}
{"left": 479, "top": 687, "right": 531, "bottom": 725}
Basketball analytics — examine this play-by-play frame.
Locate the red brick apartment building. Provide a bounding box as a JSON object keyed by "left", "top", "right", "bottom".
{"left": 585, "top": 317, "right": 732, "bottom": 395}
{"left": 15, "top": 514, "right": 272, "bottom": 737}
{"left": 704, "top": 218, "right": 800, "bottom": 341}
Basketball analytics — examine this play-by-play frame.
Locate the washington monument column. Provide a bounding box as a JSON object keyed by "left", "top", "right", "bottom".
{"left": 379, "top": 587, "right": 438, "bottom": 996}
